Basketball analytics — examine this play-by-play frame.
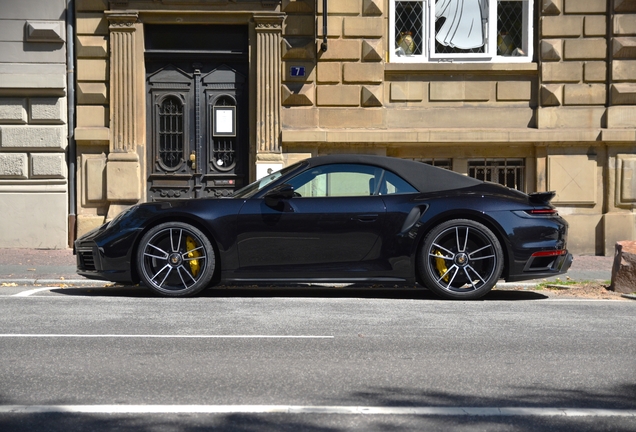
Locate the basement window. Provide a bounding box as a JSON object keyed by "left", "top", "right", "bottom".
{"left": 469, "top": 158, "right": 525, "bottom": 191}
{"left": 415, "top": 158, "right": 453, "bottom": 170}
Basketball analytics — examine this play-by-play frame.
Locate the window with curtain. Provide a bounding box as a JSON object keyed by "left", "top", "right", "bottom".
{"left": 389, "top": 0, "right": 533, "bottom": 63}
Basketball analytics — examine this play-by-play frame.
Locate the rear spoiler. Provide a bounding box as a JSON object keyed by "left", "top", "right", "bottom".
{"left": 529, "top": 191, "right": 556, "bottom": 204}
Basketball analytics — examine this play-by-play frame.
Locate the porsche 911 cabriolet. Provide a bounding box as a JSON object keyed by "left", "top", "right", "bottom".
{"left": 75, "top": 154, "right": 572, "bottom": 299}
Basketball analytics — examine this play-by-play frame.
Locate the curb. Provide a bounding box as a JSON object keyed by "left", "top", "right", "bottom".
{"left": 0, "top": 279, "right": 111, "bottom": 287}
{"left": 495, "top": 282, "right": 537, "bottom": 288}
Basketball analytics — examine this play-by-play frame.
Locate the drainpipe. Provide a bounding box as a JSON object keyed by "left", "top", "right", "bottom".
{"left": 321, "top": 0, "right": 328, "bottom": 52}
{"left": 67, "top": 0, "right": 76, "bottom": 247}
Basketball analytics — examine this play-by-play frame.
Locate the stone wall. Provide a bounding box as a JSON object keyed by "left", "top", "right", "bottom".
{"left": 282, "top": 0, "right": 538, "bottom": 132}
{"left": 73, "top": 0, "right": 287, "bottom": 237}
{"left": 0, "top": 0, "right": 69, "bottom": 248}
{"left": 63, "top": 0, "right": 636, "bottom": 255}
{"left": 605, "top": 0, "right": 636, "bottom": 255}
{"left": 282, "top": 0, "right": 386, "bottom": 131}
{"left": 538, "top": 0, "right": 636, "bottom": 255}
{"left": 279, "top": 0, "right": 636, "bottom": 255}
{"left": 538, "top": 0, "right": 636, "bottom": 128}
{"left": 74, "top": 0, "right": 110, "bottom": 236}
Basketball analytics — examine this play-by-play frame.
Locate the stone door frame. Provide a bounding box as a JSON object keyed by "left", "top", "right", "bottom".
{"left": 104, "top": 8, "right": 283, "bottom": 217}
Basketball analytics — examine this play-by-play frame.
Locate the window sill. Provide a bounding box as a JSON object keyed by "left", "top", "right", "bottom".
{"left": 385, "top": 63, "right": 538, "bottom": 75}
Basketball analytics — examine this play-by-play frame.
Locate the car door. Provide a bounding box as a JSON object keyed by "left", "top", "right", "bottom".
{"left": 236, "top": 164, "right": 387, "bottom": 277}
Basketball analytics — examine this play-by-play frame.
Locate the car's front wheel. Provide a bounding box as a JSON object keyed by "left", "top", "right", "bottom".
{"left": 136, "top": 222, "right": 216, "bottom": 297}
{"left": 419, "top": 219, "right": 503, "bottom": 300}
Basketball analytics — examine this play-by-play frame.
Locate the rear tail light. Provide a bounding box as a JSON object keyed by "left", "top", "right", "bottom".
{"left": 531, "top": 250, "right": 567, "bottom": 257}
{"left": 526, "top": 209, "right": 558, "bottom": 215}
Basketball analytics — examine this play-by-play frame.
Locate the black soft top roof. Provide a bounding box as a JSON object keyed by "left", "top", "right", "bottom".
{"left": 305, "top": 154, "right": 482, "bottom": 194}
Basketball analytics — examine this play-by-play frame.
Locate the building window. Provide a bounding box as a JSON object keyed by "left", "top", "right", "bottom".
{"left": 390, "top": 0, "right": 533, "bottom": 63}
{"left": 415, "top": 158, "right": 453, "bottom": 170}
{"left": 469, "top": 158, "right": 525, "bottom": 191}
{"left": 158, "top": 96, "right": 184, "bottom": 170}
{"left": 210, "top": 96, "right": 237, "bottom": 172}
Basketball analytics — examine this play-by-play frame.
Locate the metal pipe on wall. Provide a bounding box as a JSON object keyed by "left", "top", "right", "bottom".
{"left": 321, "top": 0, "right": 328, "bottom": 52}
{"left": 67, "top": 0, "right": 76, "bottom": 247}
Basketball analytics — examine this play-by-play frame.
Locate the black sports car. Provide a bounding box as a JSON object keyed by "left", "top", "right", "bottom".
{"left": 75, "top": 154, "right": 572, "bottom": 299}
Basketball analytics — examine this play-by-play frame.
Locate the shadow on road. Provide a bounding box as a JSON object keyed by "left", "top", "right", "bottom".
{"left": 1, "top": 383, "right": 635, "bottom": 432}
{"left": 48, "top": 285, "right": 548, "bottom": 301}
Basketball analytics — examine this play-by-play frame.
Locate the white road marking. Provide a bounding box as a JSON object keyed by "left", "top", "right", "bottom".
{"left": 0, "top": 405, "right": 634, "bottom": 416}
{"left": 0, "top": 334, "right": 333, "bottom": 339}
{"left": 11, "top": 288, "right": 52, "bottom": 297}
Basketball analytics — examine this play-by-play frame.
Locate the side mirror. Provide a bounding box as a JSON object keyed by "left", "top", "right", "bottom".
{"left": 264, "top": 183, "right": 295, "bottom": 207}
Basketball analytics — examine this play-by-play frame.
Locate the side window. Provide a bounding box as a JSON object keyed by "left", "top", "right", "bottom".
{"left": 381, "top": 171, "right": 418, "bottom": 195}
{"left": 288, "top": 164, "right": 382, "bottom": 198}
{"left": 287, "top": 164, "right": 418, "bottom": 197}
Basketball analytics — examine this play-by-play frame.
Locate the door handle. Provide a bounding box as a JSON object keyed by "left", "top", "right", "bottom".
{"left": 352, "top": 214, "right": 378, "bottom": 222}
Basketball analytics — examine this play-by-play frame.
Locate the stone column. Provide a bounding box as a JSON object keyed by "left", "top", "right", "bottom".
{"left": 254, "top": 14, "right": 284, "bottom": 179}
{"left": 108, "top": 11, "right": 137, "bottom": 154}
{"left": 105, "top": 11, "right": 141, "bottom": 210}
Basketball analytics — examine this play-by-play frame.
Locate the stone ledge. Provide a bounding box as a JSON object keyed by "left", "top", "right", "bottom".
{"left": 385, "top": 63, "right": 538, "bottom": 75}
{"left": 602, "top": 129, "right": 636, "bottom": 141}
{"left": 0, "top": 73, "right": 66, "bottom": 90}
{"left": 0, "top": 180, "right": 66, "bottom": 193}
{"left": 281, "top": 128, "right": 627, "bottom": 144}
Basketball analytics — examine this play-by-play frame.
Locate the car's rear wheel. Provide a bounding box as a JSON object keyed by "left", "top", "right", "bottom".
{"left": 137, "top": 222, "right": 216, "bottom": 297}
{"left": 419, "top": 219, "right": 503, "bottom": 300}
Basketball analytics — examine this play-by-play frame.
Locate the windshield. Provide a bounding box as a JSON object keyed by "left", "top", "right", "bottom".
{"left": 232, "top": 162, "right": 305, "bottom": 199}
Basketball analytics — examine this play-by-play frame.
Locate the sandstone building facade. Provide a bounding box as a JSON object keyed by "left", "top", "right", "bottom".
{"left": 0, "top": 0, "right": 70, "bottom": 248}
{"left": 5, "top": 0, "right": 634, "bottom": 255}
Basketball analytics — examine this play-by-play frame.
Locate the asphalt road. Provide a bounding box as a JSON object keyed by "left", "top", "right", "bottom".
{"left": 0, "top": 286, "right": 635, "bottom": 431}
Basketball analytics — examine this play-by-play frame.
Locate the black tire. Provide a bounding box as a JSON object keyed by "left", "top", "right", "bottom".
{"left": 136, "top": 222, "right": 216, "bottom": 297}
{"left": 419, "top": 219, "right": 503, "bottom": 300}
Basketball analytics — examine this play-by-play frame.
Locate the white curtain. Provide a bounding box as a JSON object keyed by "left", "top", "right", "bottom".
{"left": 435, "top": 0, "right": 486, "bottom": 50}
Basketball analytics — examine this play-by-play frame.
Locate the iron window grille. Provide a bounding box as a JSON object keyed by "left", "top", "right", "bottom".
{"left": 468, "top": 158, "right": 525, "bottom": 191}
{"left": 389, "top": 0, "right": 533, "bottom": 63}
{"left": 415, "top": 158, "right": 453, "bottom": 170}
{"left": 210, "top": 96, "right": 237, "bottom": 172}
{"left": 157, "top": 96, "right": 184, "bottom": 170}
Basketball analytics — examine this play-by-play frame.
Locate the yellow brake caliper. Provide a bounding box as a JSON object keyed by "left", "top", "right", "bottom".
{"left": 434, "top": 250, "right": 450, "bottom": 282}
{"left": 186, "top": 236, "right": 201, "bottom": 277}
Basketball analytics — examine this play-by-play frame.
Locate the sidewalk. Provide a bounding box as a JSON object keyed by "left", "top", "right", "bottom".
{"left": 0, "top": 248, "right": 615, "bottom": 287}
{"left": 0, "top": 248, "right": 100, "bottom": 286}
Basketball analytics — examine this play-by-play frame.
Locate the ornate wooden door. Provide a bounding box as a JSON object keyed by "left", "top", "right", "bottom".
{"left": 144, "top": 24, "right": 249, "bottom": 201}
{"left": 146, "top": 61, "right": 248, "bottom": 201}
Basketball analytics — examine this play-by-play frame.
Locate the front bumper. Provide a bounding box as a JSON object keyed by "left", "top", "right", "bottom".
{"left": 75, "top": 223, "right": 142, "bottom": 284}
{"left": 75, "top": 243, "right": 135, "bottom": 283}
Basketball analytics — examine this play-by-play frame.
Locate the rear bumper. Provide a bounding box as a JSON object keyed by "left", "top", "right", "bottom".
{"left": 506, "top": 252, "right": 573, "bottom": 282}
